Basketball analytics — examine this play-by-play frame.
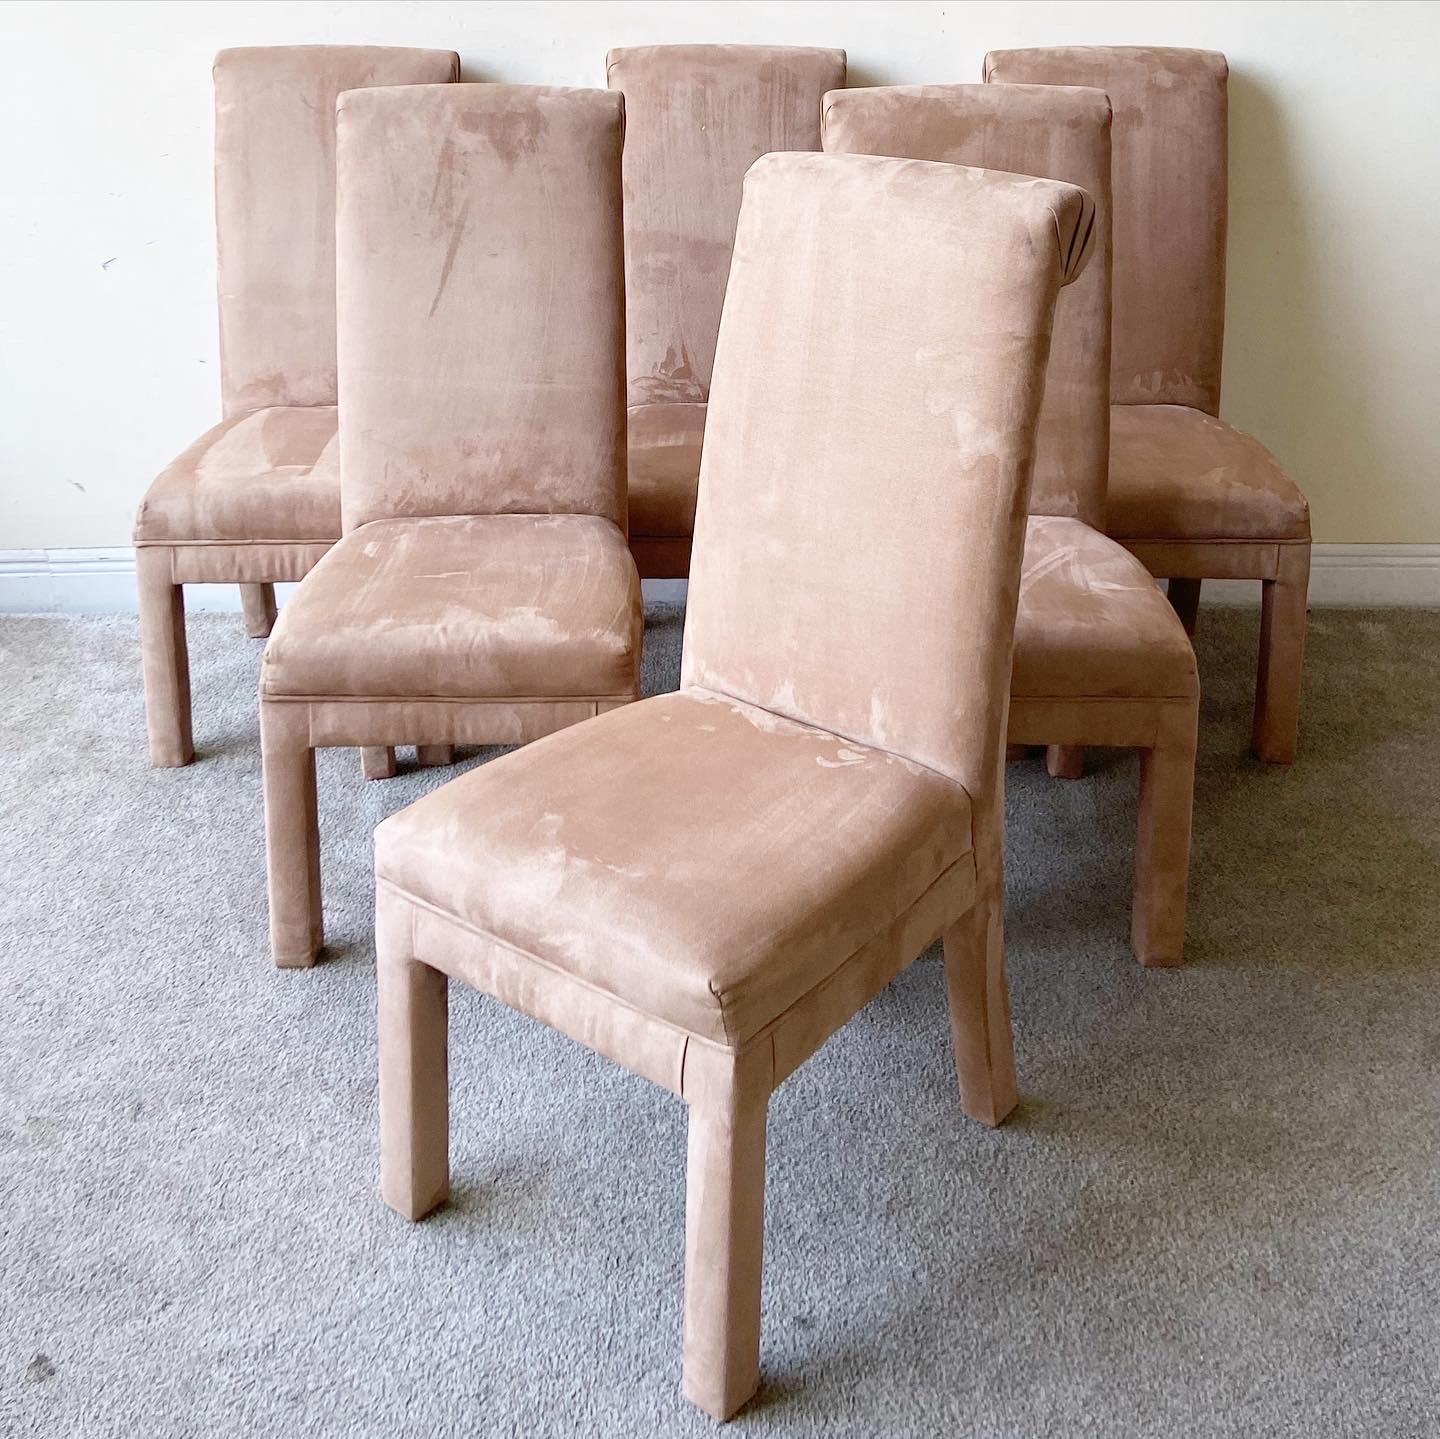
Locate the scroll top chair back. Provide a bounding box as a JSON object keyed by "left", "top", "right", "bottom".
{"left": 214, "top": 45, "right": 461, "bottom": 417}
{"left": 334, "top": 85, "right": 627, "bottom": 533}
{"left": 985, "top": 46, "right": 1227, "bottom": 414}
{"left": 822, "top": 83, "right": 1111, "bottom": 528}
{"left": 606, "top": 45, "right": 847, "bottom": 409}
{"left": 682, "top": 152, "right": 1094, "bottom": 812}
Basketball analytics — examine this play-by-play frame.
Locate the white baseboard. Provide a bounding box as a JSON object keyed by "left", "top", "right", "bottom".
{"left": 642, "top": 578, "right": 688, "bottom": 605}
{"left": 1201, "top": 544, "right": 1440, "bottom": 606}
{"left": 0, "top": 549, "right": 299, "bottom": 614}
{"left": 0, "top": 546, "right": 1433, "bottom": 615}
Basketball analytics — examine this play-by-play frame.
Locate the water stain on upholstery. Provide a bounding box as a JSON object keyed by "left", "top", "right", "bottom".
{"left": 427, "top": 195, "right": 472, "bottom": 317}
{"left": 460, "top": 104, "right": 548, "bottom": 166}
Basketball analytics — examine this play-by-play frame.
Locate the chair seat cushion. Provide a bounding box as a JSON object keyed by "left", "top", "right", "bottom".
{"left": 1012, "top": 516, "right": 1198, "bottom": 700}
{"left": 261, "top": 514, "right": 641, "bottom": 701}
{"left": 1107, "top": 404, "right": 1310, "bottom": 544}
{"left": 375, "top": 690, "right": 974, "bottom": 1045}
{"left": 133, "top": 406, "right": 341, "bottom": 545}
{"left": 626, "top": 402, "right": 706, "bottom": 538}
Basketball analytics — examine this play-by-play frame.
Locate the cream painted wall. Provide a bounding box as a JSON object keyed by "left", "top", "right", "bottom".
{"left": 1, "top": 0, "right": 1436, "bottom": 550}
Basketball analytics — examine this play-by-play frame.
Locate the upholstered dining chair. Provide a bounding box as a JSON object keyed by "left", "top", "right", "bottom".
{"left": 605, "top": 44, "right": 846, "bottom": 578}
{"left": 822, "top": 84, "right": 1199, "bottom": 966}
{"left": 985, "top": 47, "right": 1312, "bottom": 764}
{"left": 370, "top": 151, "right": 1093, "bottom": 1419}
{"left": 258, "top": 85, "right": 642, "bottom": 969}
{"left": 132, "top": 45, "right": 459, "bottom": 768}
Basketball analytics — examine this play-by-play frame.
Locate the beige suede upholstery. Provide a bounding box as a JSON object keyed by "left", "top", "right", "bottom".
{"left": 986, "top": 47, "right": 1312, "bottom": 763}
{"left": 132, "top": 46, "right": 459, "bottom": 768}
{"left": 372, "top": 151, "right": 1091, "bottom": 1419}
{"left": 1108, "top": 404, "right": 1311, "bottom": 543}
{"left": 215, "top": 47, "right": 459, "bottom": 415}
{"left": 822, "top": 84, "right": 1108, "bottom": 530}
{"left": 379, "top": 690, "right": 977, "bottom": 1047}
{"left": 985, "top": 46, "right": 1226, "bottom": 414}
{"left": 259, "top": 85, "right": 640, "bottom": 969}
{"left": 824, "top": 83, "right": 1198, "bottom": 964}
{"left": 134, "top": 408, "right": 340, "bottom": 545}
{"left": 336, "top": 87, "right": 627, "bottom": 536}
{"left": 262, "top": 515, "right": 639, "bottom": 702}
{"left": 1012, "top": 516, "right": 1197, "bottom": 701}
{"left": 606, "top": 45, "right": 846, "bottom": 577}
{"left": 624, "top": 402, "right": 709, "bottom": 540}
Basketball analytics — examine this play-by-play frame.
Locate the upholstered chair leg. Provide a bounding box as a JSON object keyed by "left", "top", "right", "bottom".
{"left": 136, "top": 548, "right": 194, "bottom": 768}
{"left": 942, "top": 896, "right": 1018, "bottom": 1128}
{"left": 1252, "top": 544, "right": 1310, "bottom": 765}
{"left": 378, "top": 898, "right": 450, "bottom": 1222}
{"left": 240, "top": 582, "right": 278, "bottom": 639}
{"left": 1131, "top": 705, "right": 1197, "bottom": 967}
{"left": 261, "top": 702, "right": 324, "bottom": 967}
{"left": 415, "top": 745, "right": 455, "bottom": 767}
{"left": 1005, "top": 743, "right": 1029, "bottom": 762}
{"left": 1167, "top": 578, "right": 1202, "bottom": 637}
{"left": 681, "top": 1051, "right": 770, "bottom": 1421}
{"left": 1045, "top": 744, "right": 1085, "bottom": 780}
{"left": 361, "top": 746, "right": 398, "bottom": 781}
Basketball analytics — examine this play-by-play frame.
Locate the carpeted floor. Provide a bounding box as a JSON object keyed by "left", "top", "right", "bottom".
{"left": 1, "top": 602, "right": 1438, "bottom": 1437}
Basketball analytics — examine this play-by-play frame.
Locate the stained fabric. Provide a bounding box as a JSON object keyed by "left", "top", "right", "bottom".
{"left": 823, "top": 81, "right": 1112, "bottom": 529}
{"left": 1109, "top": 404, "right": 1310, "bottom": 543}
{"left": 607, "top": 45, "right": 846, "bottom": 410}
{"left": 261, "top": 514, "right": 641, "bottom": 702}
{"left": 334, "top": 85, "right": 628, "bottom": 533}
{"left": 134, "top": 407, "right": 339, "bottom": 545}
{"left": 1012, "top": 516, "right": 1199, "bottom": 699}
{"left": 985, "top": 46, "right": 1228, "bottom": 414}
{"left": 625, "top": 402, "right": 707, "bottom": 538}
{"left": 376, "top": 689, "right": 974, "bottom": 1045}
{"left": 682, "top": 152, "right": 1092, "bottom": 807}
{"left": 214, "top": 45, "right": 460, "bottom": 416}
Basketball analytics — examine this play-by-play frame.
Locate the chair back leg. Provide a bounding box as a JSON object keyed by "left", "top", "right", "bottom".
{"left": 1046, "top": 744, "right": 1086, "bottom": 780}
{"left": 240, "top": 582, "right": 278, "bottom": 639}
{"left": 1166, "top": 577, "right": 1202, "bottom": 637}
{"left": 361, "top": 746, "right": 397, "bottom": 781}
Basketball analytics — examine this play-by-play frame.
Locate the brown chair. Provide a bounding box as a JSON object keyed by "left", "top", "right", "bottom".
{"left": 371, "top": 152, "right": 1093, "bottom": 1419}
{"left": 258, "top": 85, "right": 641, "bottom": 968}
{"left": 132, "top": 45, "right": 459, "bottom": 768}
{"left": 823, "top": 83, "right": 1199, "bottom": 965}
{"left": 986, "top": 46, "right": 1311, "bottom": 764}
{"left": 605, "top": 44, "right": 846, "bottom": 578}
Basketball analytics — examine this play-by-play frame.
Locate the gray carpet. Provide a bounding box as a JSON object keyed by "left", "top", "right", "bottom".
{"left": 2, "top": 602, "right": 1438, "bottom": 1438}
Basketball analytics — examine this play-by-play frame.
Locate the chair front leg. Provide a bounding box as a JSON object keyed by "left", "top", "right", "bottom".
{"left": 137, "top": 547, "right": 194, "bottom": 767}
{"left": 942, "top": 893, "right": 1018, "bottom": 1128}
{"left": 1252, "top": 543, "right": 1310, "bottom": 764}
{"left": 240, "top": 583, "right": 278, "bottom": 639}
{"left": 261, "top": 701, "right": 324, "bottom": 967}
{"left": 1131, "top": 703, "right": 1197, "bottom": 967}
{"left": 681, "top": 1048, "right": 770, "bottom": 1421}
{"left": 378, "top": 892, "right": 450, "bottom": 1221}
